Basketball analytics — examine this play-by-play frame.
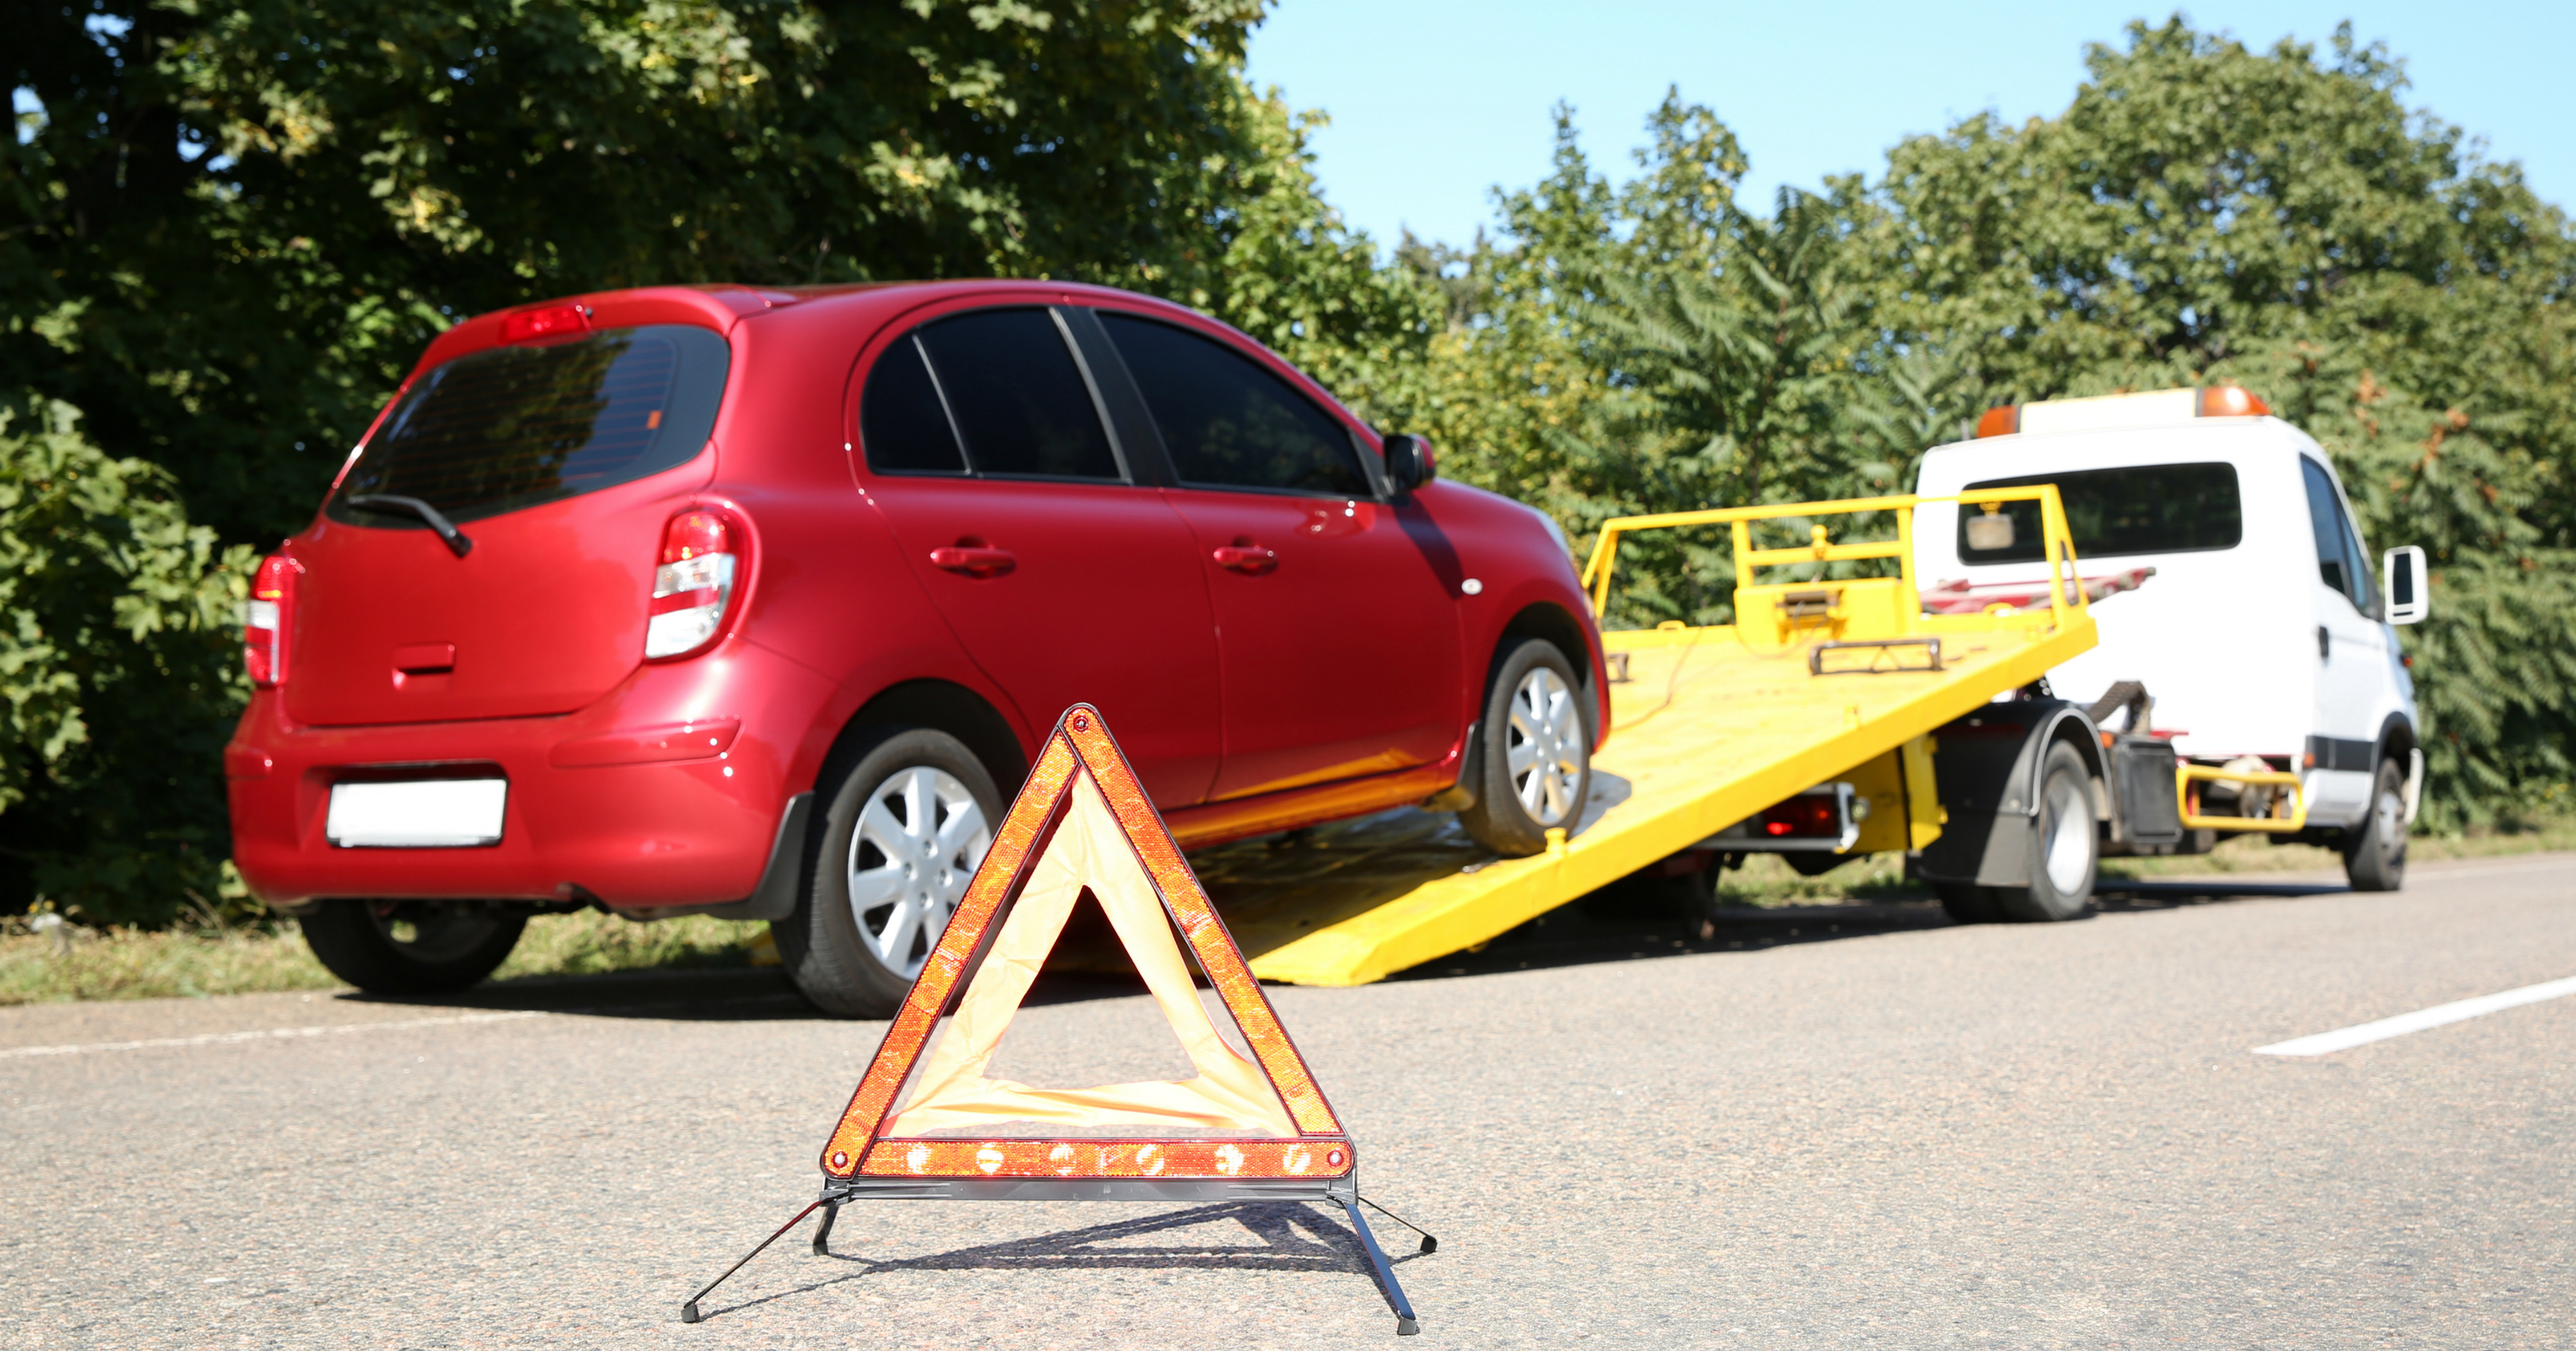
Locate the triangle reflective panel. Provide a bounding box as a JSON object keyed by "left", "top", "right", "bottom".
{"left": 675, "top": 707, "right": 1430, "bottom": 1333}
{"left": 821, "top": 705, "right": 1352, "bottom": 1186}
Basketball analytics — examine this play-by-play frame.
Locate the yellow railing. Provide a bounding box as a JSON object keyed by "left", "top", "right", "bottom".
{"left": 1577, "top": 486, "right": 2088, "bottom": 640}
{"left": 2176, "top": 764, "right": 2310, "bottom": 833}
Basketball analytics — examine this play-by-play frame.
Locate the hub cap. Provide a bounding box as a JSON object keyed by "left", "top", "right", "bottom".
{"left": 1506, "top": 666, "right": 1586, "bottom": 827}
{"left": 847, "top": 766, "right": 990, "bottom": 978}
{"left": 2042, "top": 774, "right": 2094, "bottom": 893}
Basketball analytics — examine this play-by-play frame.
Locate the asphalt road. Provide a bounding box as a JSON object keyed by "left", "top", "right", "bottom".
{"left": 6, "top": 853, "right": 2574, "bottom": 1349}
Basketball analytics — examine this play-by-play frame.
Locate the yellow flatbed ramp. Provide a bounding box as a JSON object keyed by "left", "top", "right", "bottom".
{"left": 1209, "top": 488, "right": 2102, "bottom": 987}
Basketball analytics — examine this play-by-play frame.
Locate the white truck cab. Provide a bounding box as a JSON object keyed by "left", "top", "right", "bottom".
{"left": 1911, "top": 387, "right": 2429, "bottom": 890}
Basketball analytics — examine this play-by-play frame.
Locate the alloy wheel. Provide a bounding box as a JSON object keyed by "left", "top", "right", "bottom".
{"left": 1506, "top": 666, "right": 1585, "bottom": 827}
{"left": 846, "top": 765, "right": 992, "bottom": 978}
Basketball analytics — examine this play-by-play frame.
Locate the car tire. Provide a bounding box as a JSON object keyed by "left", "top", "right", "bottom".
{"left": 298, "top": 900, "right": 527, "bottom": 996}
{"left": 1458, "top": 638, "right": 1594, "bottom": 857}
{"left": 777, "top": 728, "right": 1002, "bottom": 1019}
{"left": 1991, "top": 741, "right": 2099, "bottom": 922}
{"left": 1934, "top": 882, "right": 2002, "bottom": 924}
{"left": 2342, "top": 756, "right": 2409, "bottom": 892}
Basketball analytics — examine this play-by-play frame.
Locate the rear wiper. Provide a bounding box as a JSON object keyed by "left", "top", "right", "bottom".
{"left": 345, "top": 495, "right": 474, "bottom": 558}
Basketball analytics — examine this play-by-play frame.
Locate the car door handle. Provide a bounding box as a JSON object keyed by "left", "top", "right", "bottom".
{"left": 1212, "top": 543, "right": 1277, "bottom": 574}
{"left": 930, "top": 545, "right": 1016, "bottom": 577}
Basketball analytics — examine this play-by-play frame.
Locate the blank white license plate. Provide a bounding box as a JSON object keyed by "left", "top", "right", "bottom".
{"left": 326, "top": 779, "right": 508, "bottom": 848}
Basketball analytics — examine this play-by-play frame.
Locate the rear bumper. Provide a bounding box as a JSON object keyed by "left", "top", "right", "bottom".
{"left": 225, "top": 636, "right": 835, "bottom": 910}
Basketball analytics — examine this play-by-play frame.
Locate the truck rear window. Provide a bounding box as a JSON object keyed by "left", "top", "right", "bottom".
{"left": 329, "top": 324, "right": 729, "bottom": 525}
{"left": 1958, "top": 462, "right": 2241, "bottom": 563}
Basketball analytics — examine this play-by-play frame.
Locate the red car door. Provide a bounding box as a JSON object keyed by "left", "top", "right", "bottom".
{"left": 855, "top": 306, "right": 1222, "bottom": 807}
{"left": 1092, "top": 311, "right": 1463, "bottom": 801}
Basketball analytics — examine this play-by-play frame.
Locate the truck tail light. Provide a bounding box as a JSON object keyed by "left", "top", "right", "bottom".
{"left": 646, "top": 509, "right": 739, "bottom": 659}
{"left": 1758, "top": 793, "right": 1845, "bottom": 838}
{"left": 244, "top": 553, "right": 300, "bottom": 686}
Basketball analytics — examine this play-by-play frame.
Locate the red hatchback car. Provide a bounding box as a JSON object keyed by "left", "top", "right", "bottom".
{"left": 227, "top": 280, "right": 1609, "bottom": 1015}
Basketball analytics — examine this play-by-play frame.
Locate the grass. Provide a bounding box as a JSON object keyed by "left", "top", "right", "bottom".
{"left": 1670, "top": 810, "right": 2576, "bottom": 908}
{"left": 0, "top": 909, "right": 772, "bottom": 1006}
{"left": 7, "top": 811, "right": 2572, "bottom": 1004}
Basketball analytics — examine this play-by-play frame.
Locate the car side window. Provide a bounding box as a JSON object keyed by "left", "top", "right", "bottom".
{"left": 858, "top": 335, "right": 968, "bottom": 475}
{"left": 911, "top": 308, "right": 1122, "bottom": 480}
{"left": 1097, "top": 312, "right": 1368, "bottom": 496}
{"left": 2300, "top": 456, "right": 2372, "bottom": 613}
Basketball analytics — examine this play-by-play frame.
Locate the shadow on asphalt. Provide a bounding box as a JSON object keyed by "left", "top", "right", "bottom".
{"left": 694, "top": 1200, "right": 1420, "bottom": 1323}
{"left": 338, "top": 873, "right": 2353, "bottom": 1021}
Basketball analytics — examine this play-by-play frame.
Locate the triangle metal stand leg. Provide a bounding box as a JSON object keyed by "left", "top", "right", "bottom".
{"left": 679, "top": 1192, "right": 836, "bottom": 1323}
{"left": 1339, "top": 1199, "right": 1422, "bottom": 1336}
{"left": 810, "top": 1198, "right": 843, "bottom": 1256}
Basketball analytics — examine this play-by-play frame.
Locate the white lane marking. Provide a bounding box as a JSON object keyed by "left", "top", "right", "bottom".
{"left": 2254, "top": 976, "right": 2576, "bottom": 1056}
{"left": 0, "top": 1010, "right": 541, "bottom": 1060}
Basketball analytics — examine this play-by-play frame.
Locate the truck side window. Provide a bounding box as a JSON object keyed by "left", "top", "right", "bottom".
{"left": 1097, "top": 312, "right": 1369, "bottom": 496}
{"left": 914, "top": 309, "right": 1123, "bottom": 480}
{"left": 1958, "top": 462, "right": 2240, "bottom": 563}
{"left": 2300, "top": 456, "right": 2372, "bottom": 613}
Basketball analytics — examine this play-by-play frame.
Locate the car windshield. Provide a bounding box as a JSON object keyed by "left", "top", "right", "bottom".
{"left": 330, "top": 324, "right": 728, "bottom": 525}
{"left": 1958, "top": 461, "right": 2242, "bottom": 563}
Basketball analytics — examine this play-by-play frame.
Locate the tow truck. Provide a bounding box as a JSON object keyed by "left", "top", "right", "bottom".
{"left": 1191, "top": 386, "right": 2427, "bottom": 985}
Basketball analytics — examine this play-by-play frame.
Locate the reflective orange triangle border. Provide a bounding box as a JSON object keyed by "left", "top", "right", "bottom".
{"left": 819, "top": 705, "right": 1354, "bottom": 1183}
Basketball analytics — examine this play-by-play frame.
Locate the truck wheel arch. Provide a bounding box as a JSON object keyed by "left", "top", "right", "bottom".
{"left": 2043, "top": 715, "right": 2113, "bottom": 821}
{"left": 2375, "top": 712, "right": 2418, "bottom": 771}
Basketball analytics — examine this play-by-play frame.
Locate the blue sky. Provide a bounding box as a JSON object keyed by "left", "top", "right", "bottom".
{"left": 1244, "top": 2, "right": 2575, "bottom": 250}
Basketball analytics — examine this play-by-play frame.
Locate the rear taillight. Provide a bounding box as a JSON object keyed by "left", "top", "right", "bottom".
{"left": 646, "top": 509, "right": 738, "bottom": 659}
{"left": 244, "top": 553, "right": 300, "bottom": 686}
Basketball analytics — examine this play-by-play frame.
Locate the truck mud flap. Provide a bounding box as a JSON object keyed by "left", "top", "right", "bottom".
{"left": 1915, "top": 702, "right": 2084, "bottom": 888}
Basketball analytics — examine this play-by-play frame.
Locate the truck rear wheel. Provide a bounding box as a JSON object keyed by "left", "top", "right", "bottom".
{"left": 2342, "top": 757, "right": 2408, "bottom": 892}
{"left": 778, "top": 728, "right": 1000, "bottom": 1018}
{"left": 299, "top": 900, "right": 526, "bottom": 995}
{"left": 1458, "top": 639, "right": 1594, "bottom": 857}
{"left": 1991, "top": 742, "right": 2098, "bottom": 922}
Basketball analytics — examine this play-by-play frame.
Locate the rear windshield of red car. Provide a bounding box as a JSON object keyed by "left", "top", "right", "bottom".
{"left": 327, "top": 324, "right": 729, "bottom": 526}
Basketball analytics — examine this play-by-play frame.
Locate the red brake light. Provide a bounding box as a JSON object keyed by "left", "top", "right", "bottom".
{"left": 1974, "top": 405, "right": 2020, "bottom": 438}
{"left": 661, "top": 510, "right": 731, "bottom": 564}
{"left": 1757, "top": 794, "right": 1842, "bottom": 838}
{"left": 501, "top": 303, "right": 591, "bottom": 343}
{"left": 244, "top": 553, "right": 301, "bottom": 687}
{"left": 647, "top": 510, "right": 740, "bottom": 659}
{"left": 2195, "top": 385, "right": 2269, "bottom": 418}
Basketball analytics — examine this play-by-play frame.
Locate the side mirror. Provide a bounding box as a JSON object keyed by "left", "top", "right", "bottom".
{"left": 2382, "top": 545, "right": 2429, "bottom": 625}
{"left": 1382, "top": 433, "right": 1436, "bottom": 494}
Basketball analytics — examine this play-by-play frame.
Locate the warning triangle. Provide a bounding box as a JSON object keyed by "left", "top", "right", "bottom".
{"left": 819, "top": 705, "right": 1354, "bottom": 1184}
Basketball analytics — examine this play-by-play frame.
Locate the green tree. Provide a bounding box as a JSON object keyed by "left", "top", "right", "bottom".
{"left": 0, "top": 396, "right": 253, "bottom": 922}
{"left": 1416, "top": 19, "right": 2575, "bottom": 822}
{"left": 5, "top": 0, "right": 1424, "bottom": 920}
{"left": 7, "top": 0, "right": 1299, "bottom": 546}
{"left": 1864, "top": 19, "right": 2576, "bottom": 821}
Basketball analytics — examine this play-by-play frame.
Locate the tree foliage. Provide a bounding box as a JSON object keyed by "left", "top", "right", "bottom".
{"left": 5, "top": 8, "right": 2571, "bottom": 921}
{"left": 1404, "top": 20, "right": 2574, "bottom": 824}
{"left": 5, "top": 0, "right": 1414, "bottom": 920}
{"left": 0, "top": 396, "right": 253, "bottom": 922}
